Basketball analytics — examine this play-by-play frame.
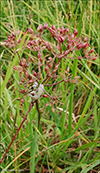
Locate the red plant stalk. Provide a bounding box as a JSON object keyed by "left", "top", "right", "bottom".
{"left": 0, "top": 102, "right": 34, "bottom": 165}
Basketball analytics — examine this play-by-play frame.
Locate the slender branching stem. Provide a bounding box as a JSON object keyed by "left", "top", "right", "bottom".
{"left": 44, "top": 79, "right": 64, "bottom": 86}
{"left": 35, "top": 100, "right": 41, "bottom": 128}
{"left": 0, "top": 101, "right": 34, "bottom": 165}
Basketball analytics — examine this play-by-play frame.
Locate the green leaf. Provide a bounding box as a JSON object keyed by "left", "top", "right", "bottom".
{"left": 73, "top": 139, "right": 99, "bottom": 152}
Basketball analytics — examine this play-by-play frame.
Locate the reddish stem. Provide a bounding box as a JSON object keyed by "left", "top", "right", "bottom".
{"left": 44, "top": 79, "right": 64, "bottom": 86}
{"left": 0, "top": 102, "right": 34, "bottom": 165}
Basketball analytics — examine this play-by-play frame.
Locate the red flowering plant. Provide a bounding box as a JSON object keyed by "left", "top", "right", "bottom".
{"left": 5, "top": 23, "right": 97, "bottom": 100}
{"left": 0, "top": 23, "right": 98, "bottom": 164}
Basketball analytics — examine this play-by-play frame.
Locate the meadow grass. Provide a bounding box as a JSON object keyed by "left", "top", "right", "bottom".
{"left": 0, "top": 0, "right": 100, "bottom": 172}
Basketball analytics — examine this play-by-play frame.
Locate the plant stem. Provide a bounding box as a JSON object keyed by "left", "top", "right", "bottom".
{"left": 0, "top": 102, "right": 34, "bottom": 165}
{"left": 35, "top": 100, "right": 41, "bottom": 128}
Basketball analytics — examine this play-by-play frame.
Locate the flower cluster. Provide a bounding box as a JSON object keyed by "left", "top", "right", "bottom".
{"left": 5, "top": 30, "right": 22, "bottom": 48}
{"left": 5, "top": 23, "right": 98, "bottom": 102}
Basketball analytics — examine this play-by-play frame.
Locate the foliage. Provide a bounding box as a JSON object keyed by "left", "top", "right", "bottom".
{"left": 0, "top": 0, "right": 100, "bottom": 172}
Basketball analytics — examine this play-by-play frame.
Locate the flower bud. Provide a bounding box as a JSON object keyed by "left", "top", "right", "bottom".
{"left": 74, "top": 29, "right": 78, "bottom": 36}
{"left": 28, "top": 28, "right": 33, "bottom": 34}
{"left": 12, "top": 36, "right": 15, "bottom": 41}
{"left": 11, "top": 33, "right": 15, "bottom": 38}
{"left": 30, "top": 37, "right": 33, "bottom": 40}
{"left": 29, "top": 57, "right": 34, "bottom": 62}
{"left": 21, "top": 99, "right": 24, "bottom": 104}
{"left": 89, "top": 47, "right": 94, "bottom": 54}
{"left": 5, "top": 42, "right": 9, "bottom": 47}
{"left": 45, "top": 66, "right": 49, "bottom": 73}
{"left": 13, "top": 65, "right": 17, "bottom": 70}
{"left": 48, "top": 27, "right": 55, "bottom": 35}
{"left": 67, "top": 66, "right": 70, "bottom": 72}
{"left": 81, "top": 43, "right": 88, "bottom": 48}
{"left": 29, "top": 79, "right": 34, "bottom": 83}
{"left": 58, "top": 35, "right": 64, "bottom": 42}
{"left": 40, "top": 57, "right": 43, "bottom": 62}
{"left": 24, "top": 64, "right": 28, "bottom": 68}
{"left": 18, "top": 82, "right": 22, "bottom": 85}
{"left": 43, "top": 94, "right": 48, "bottom": 98}
{"left": 7, "top": 36, "right": 10, "bottom": 42}
{"left": 84, "top": 37, "right": 88, "bottom": 42}
{"left": 17, "top": 38, "right": 21, "bottom": 43}
{"left": 52, "top": 24, "right": 56, "bottom": 30}
{"left": 21, "top": 78, "right": 25, "bottom": 82}
{"left": 26, "top": 45, "right": 31, "bottom": 49}
{"left": 48, "top": 57, "right": 52, "bottom": 60}
{"left": 44, "top": 23, "right": 48, "bottom": 29}
{"left": 45, "top": 103, "right": 49, "bottom": 107}
{"left": 25, "top": 71, "right": 29, "bottom": 77}
{"left": 21, "top": 89, "right": 26, "bottom": 94}
{"left": 74, "top": 76, "right": 80, "bottom": 79}
{"left": 57, "top": 27, "right": 60, "bottom": 32}
{"left": 77, "top": 43, "right": 82, "bottom": 49}
{"left": 59, "top": 68, "right": 62, "bottom": 72}
{"left": 71, "top": 33, "right": 74, "bottom": 38}
{"left": 67, "top": 43, "right": 71, "bottom": 49}
{"left": 22, "top": 58, "right": 26, "bottom": 64}
{"left": 92, "top": 54, "right": 98, "bottom": 60}
{"left": 39, "top": 40, "right": 41, "bottom": 44}
{"left": 60, "top": 26, "right": 64, "bottom": 34}
{"left": 37, "top": 24, "right": 43, "bottom": 32}
{"left": 66, "top": 28, "right": 69, "bottom": 33}
{"left": 33, "top": 71, "right": 37, "bottom": 76}
{"left": 41, "top": 46, "right": 46, "bottom": 51}
{"left": 53, "top": 97, "right": 57, "bottom": 100}
{"left": 48, "top": 63, "right": 53, "bottom": 68}
{"left": 11, "top": 40, "right": 14, "bottom": 44}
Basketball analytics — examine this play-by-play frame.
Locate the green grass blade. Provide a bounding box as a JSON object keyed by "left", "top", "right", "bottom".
{"left": 81, "top": 160, "right": 100, "bottom": 173}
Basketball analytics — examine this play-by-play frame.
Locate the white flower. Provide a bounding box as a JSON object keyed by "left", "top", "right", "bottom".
{"left": 29, "top": 83, "right": 44, "bottom": 100}
{"left": 32, "top": 82, "right": 38, "bottom": 88}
